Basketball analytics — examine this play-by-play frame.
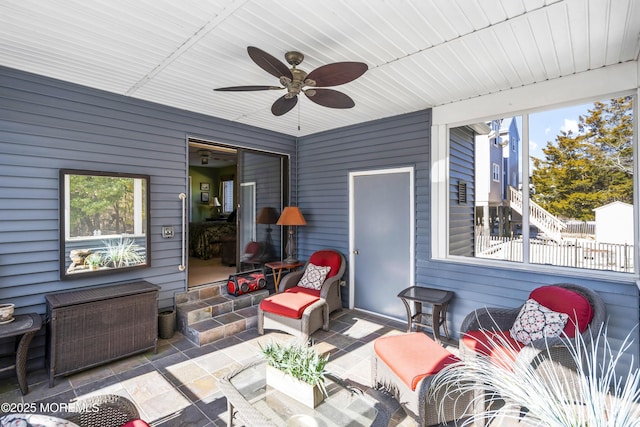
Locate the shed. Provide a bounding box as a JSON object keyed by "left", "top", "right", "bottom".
{"left": 594, "top": 201, "right": 633, "bottom": 244}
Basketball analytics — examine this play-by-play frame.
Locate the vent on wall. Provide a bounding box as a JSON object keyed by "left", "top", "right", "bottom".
{"left": 457, "top": 181, "right": 467, "bottom": 204}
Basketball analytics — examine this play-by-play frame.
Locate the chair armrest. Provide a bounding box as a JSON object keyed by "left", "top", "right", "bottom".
{"left": 319, "top": 276, "right": 340, "bottom": 300}
{"left": 460, "top": 306, "right": 521, "bottom": 333}
{"left": 279, "top": 270, "right": 304, "bottom": 292}
{"left": 302, "top": 298, "right": 330, "bottom": 333}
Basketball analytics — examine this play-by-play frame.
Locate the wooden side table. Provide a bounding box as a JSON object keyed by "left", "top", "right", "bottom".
{"left": 0, "top": 313, "right": 42, "bottom": 395}
{"left": 397, "top": 286, "right": 454, "bottom": 343}
{"left": 264, "top": 261, "right": 304, "bottom": 293}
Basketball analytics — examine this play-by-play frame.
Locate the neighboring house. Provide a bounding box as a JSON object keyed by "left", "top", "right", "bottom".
{"left": 474, "top": 117, "right": 521, "bottom": 238}
{"left": 594, "top": 201, "right": 634, "bottom": 245}
{"left": 501, "top": 118, "right": 520, "bottom": 202}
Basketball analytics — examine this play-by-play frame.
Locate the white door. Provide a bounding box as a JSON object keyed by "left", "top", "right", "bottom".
{"left": 349, "top": 167, "right": 414, "bottom": 319}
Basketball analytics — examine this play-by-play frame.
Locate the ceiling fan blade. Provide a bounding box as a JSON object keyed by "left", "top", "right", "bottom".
{"left": 247, "top": 46, "right": 293, "bottom": 80}
{"left": 271, "top": 95, "right": 298, "bottom": 116}
{"left": 214, "top": 85, "right": 283, "bottom": 92}
{"left": 304, "top": 88, "right": 355, "bottom": 109}
{"left": 305, "top": 62, "right": 368, "bottom": 87}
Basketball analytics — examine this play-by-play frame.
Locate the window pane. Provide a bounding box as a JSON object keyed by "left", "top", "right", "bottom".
{"left": 447, "top": 97, "right": 634, "bottom": 274}
{"left": 529, "top": 97, "right": 635, "bottom": 272}
{"left": 449, "top": 117, "right": 523, "bottom": 261}
{"left": 222, "top": 180, "right": 234, "bottom": 213}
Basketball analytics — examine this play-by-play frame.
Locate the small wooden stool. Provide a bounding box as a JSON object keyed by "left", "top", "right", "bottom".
{"left": 372, "top": 332, "right": 470, "bottom": 426}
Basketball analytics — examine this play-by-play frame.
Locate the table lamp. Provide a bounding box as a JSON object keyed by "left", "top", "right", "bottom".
{"left": 276, "top": 207, "right": 306, "bottom": 263}
{"left": 257, "top": 207, "right": 278, "bottom": 260}
{"left": 209, "top": 197, "right": 221, "bottom": 217}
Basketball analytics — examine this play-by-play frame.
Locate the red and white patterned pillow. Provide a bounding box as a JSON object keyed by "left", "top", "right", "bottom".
{"left": 510, "top": 299, "right": 569, "bottom": 345}
{"left": 298, "top": 263, "right": 331, "bottom": 290}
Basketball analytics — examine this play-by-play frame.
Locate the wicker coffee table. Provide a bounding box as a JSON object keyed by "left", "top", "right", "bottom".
{"left": 219, "top": 359, "right": 393, "bottom": 426}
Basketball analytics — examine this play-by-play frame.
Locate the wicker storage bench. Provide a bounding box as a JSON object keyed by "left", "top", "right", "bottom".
{"left": 45, "top": 281, "right": 159, "bottom": 387}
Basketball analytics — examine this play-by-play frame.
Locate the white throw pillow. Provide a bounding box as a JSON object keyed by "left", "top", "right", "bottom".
{"left": 298, "top": 263, "right": 331, "bottom": 290}
{"left": 510, "top": 298, "right": 569, "bottom": 345}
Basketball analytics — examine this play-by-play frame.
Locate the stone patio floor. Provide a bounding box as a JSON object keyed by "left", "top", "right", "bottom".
{"left": 0, "top": 309, "right": 505, "bottom": 426}
{"left": 1, "top": 310, "right": 429, "bottom": 426}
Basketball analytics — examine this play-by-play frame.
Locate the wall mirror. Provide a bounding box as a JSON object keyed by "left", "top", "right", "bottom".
{"left": 60, "top": 169, "right": 151, "bottom": 280}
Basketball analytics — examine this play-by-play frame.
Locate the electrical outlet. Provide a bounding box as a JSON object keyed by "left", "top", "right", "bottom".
{"left": 161, "top": 226, "right": 174, "bottom": 238}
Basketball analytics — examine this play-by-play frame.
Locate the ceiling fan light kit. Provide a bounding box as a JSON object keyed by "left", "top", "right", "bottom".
{"left": 215, "top": 46, "right": 367, "bottom": 116}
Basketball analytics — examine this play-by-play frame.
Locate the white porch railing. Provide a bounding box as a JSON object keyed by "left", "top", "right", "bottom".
{"left": 475, "top": 235, "right": 634, "bottom": 273}
{"left": 508, "top": 186, "right": 566, "bottom": 242}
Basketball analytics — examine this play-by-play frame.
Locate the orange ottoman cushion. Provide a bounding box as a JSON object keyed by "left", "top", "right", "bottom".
{"left": 462, "top": 330, "right": 526, "bottom": 370}
{"left": 260, "top": 286, "right": 321, "bottom": 319}
{"left": 374, "top": 332, "right": 460, "bottom": 391}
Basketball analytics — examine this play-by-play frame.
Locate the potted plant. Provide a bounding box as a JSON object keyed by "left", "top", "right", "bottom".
{"left": 260, "top": 341, "right": 329, "bottom": 408}
{"left": 84, "top": 253, "right": 102, "bottom": 270}
{"left": 102, "top": 237, "right": 144, "bottom": 268}
{"left": 429, "top": 326, "right": 640, "bottom": 426}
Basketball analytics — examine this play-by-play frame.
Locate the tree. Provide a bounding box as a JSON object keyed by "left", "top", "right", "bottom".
{"left": 69, "top": 175, "right": 135, "bottom": 236}
{"left": 531, "top": 96, "right": 633, "bottom": 221}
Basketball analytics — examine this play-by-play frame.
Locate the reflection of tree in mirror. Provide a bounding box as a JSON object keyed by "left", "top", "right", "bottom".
{"left": 69, "top": 175, "right": 139, "bottom": 237}
{"left": 102, "top": 237, "right": 145, "bottom": 268}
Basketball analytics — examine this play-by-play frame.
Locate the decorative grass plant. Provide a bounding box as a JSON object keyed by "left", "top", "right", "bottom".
{"left": 260, "top": 341, "right": 329, "bottom": 397}
{"left": 84, "top": 253, "right": 102, "bottom": 269}
{"left": 102, "top": 237, "right": 144, "bottom": 267}
{"left": 429, "top": 325, "right": 640, "bottom": 426}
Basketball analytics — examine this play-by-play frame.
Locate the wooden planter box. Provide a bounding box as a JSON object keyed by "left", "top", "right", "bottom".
{"left": 265, "top": 364, "right": 325, "bottom": 408}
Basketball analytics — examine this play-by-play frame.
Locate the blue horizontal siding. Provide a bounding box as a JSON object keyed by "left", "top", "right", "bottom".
{"left": 0, "top": 66, "right": 295, "bottom": 369}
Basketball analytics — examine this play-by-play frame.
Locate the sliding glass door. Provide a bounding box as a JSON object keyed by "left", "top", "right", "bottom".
{"left": 237, "top": 150, "right": 288, "bottom": 266}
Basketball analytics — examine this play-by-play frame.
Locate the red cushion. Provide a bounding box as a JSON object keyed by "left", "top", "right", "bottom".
{"left": 259, "top": 286, "right": 321, "bottom": 319}
{"left": 462, "top": 330, "right": 525, "bottom": 370}
{"left": 309, "top": 250, "right": 341, "bottom": 279}
{"left": 529, "top": 286, "right": 594, "bottom": 338}
{"left": 120, "top": 420, "right": 151, "bottom": 427}
{"left": 374, "top": 332, "right": 460, "bottom": 391}
{"left": 244, "top": 241, "right": 261, "bottom": 257}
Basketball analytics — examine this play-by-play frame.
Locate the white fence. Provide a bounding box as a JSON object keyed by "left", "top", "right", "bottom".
{"left": 476, "top": 236, "right": 634, "bottom": 272}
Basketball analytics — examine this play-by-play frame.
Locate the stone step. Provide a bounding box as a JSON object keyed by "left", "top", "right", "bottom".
{"left": 175, "top": 281, "right": 270, "bottom": 346}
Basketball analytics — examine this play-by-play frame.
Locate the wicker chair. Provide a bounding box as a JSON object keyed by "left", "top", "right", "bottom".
{"left": 62, "top": 394, "right": 141, "bottom": 427}
{"left": 459, "top": 283, "right": 607, "bottom": 423}
{"left": 258, "top": 249, "right": 346, "bottom": 341}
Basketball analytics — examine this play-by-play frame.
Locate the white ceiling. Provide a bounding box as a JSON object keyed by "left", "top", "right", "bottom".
{"left": 1, "top": 0, "right": 639, "bottom": 137}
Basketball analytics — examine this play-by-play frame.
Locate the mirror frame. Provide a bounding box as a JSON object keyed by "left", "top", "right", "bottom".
{"left": 59, "top": 169, "right": 151, "bottom": 280}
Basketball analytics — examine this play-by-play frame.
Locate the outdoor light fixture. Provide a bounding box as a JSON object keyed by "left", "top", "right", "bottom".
{"left": 276, "top": 207, "right": 306, "bottom": 263}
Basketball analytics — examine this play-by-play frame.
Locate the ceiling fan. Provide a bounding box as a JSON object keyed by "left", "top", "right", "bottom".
{"left": 214, "top": 46, "right": 368, "bottom": 116}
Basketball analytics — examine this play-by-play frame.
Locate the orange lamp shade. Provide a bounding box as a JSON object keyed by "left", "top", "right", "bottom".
{"left": 277, "top": 207, "right": 307, "bottom": 226}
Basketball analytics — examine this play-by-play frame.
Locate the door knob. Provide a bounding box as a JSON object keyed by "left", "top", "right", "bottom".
{"left": 352, "top": 250, "right": 359, "bottom": 255}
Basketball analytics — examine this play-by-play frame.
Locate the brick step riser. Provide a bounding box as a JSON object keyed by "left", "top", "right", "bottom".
{"left": 175, "top": 283, "right": 268, "bottom": 347}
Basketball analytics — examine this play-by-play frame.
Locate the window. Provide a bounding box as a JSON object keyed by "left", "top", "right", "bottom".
{"left": 446, "top": 96, "right": 635, "bottom": 274}
{"left": 221, "top": 179, "right": 234, "bottom": 213}
{"left": 492, "top": 163, "right": 500, "bottom": 182}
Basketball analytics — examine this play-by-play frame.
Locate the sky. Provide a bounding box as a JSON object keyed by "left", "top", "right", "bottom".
{"left": 512, "top": 102, "right": 593, "bottom": 179}
{"left": 528, "top": 103, "right": 592, "bottom": 161}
